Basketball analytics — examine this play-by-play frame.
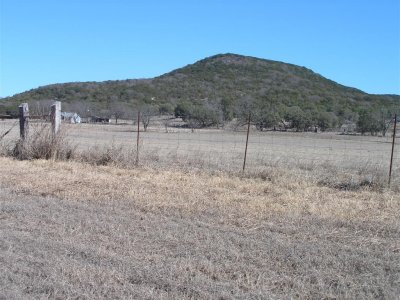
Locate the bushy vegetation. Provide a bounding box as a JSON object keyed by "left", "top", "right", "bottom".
{"left": 174, "top": 101, "right": 222, "bottom": 129}
{"left": 356, "top": 108, "right": 394, "bottom": 136}
{"left": 2, "top": 53, "right": 399, "bottom": 132}
{"left": 11, "top": 123, "right": 75, "bottom": 160}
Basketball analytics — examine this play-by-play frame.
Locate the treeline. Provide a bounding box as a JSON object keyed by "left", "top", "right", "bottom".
{"left": 1, "top": 53, "right": 399, "bottom": 134}
{"left": 0, "top": 97, "right": 398, "bottom": 135}
{"left": 172, "top": 97, "right": 398, "bottom": 135}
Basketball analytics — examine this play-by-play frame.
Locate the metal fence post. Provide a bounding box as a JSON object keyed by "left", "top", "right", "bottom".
{"left": 136, "top": 110, "right": 140, "bottom": 166}
{"left": 389, "top": 114, "right": 397, "bottom": 186}
{"left": 243, "top": 113, "right": 251, "bottom": 172}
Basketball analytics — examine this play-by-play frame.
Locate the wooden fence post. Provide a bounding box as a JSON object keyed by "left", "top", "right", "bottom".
{"left": 19, "top": 103, "right": 29, "bottom": 140}
{"left": 51, "top": 101, "right": 61, "bottom": 136}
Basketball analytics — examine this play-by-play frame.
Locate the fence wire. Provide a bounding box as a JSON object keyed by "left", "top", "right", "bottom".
{"left": 1, "top": 116, "right": 399, "bottom": 186}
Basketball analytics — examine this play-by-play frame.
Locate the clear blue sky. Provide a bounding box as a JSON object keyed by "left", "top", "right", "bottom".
{"left": 0, "top": 0, "right": 399, "bottom": 97}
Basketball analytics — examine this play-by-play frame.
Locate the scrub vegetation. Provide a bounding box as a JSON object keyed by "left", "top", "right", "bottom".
{"left": 2, "top": 54, "right": 399, "bottom": 134}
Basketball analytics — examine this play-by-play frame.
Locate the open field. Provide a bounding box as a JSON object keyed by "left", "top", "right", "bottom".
{"left": 1, "top": 119, "right": 399, "bottom": 188}
{"left": 0, "top": 157, "right": 399, "bottom": 299}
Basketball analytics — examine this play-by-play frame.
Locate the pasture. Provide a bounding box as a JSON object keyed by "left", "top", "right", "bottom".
{"left": 0, "top": 118, "right": 399, "bottom": 299}
{"left": 1, "top": 118, "right": 398, "bottom": 185}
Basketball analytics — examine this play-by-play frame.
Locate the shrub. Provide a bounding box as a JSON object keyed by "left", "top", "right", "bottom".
{"left": 11, "top": 122, "right": 75, "bottom": 160}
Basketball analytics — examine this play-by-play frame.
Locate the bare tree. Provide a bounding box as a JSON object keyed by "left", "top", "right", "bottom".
{"left": 110, "top": 102, "right": 129, "bottom": 124}
{"left": 140, "top": 105, "right": 158, "bottom": 131}
{"left": 66, "top": 101, "right": 93, "bottom": 118}
{"left": 30, "top": 100, "right": 53, "bottom": 118}
{"left": 162, "top": 116, "right": 173, "bottom": 133}
{"left": 380, "top": 109, "right": 393, "bottom": 137}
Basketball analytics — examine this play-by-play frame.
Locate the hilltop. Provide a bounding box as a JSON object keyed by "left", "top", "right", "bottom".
{"left": 1, "top": 53, "right": 399, "bottom": 129}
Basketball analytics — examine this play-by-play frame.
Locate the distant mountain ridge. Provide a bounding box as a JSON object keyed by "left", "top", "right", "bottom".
{"left": 1, "top": 53, "right": 399, "bottom": 123}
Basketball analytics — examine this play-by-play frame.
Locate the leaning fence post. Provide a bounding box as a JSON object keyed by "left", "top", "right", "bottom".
{"left": 19, "top": 103, "right": 29, "bottom": 140}
{"left": 51, "top": 101, "right": 61, "bottom": 137}
{"left": 243, "top": 113, "right": 251, "bottom": 172}
{"left": 389, "top": 114, "right": 397, "bottom": 186}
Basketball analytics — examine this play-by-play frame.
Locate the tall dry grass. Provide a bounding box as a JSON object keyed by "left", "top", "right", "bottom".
{"left": 9, "top": 122, "right": 75, "bottom": 160}
{"left": 0, "top": 156, "right": 399, "bottom": 299}
{"left": 1, "top": 119, "right": 399, "bottom": 298}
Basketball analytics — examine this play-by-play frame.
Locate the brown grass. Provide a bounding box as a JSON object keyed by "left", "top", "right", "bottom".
{"left": 9, "top": 123, "right": 75, "bottom": 161}
{"left": 1, "top": 119, "right": 399, "bottom": 189}
{"left": 0, "top": 157, "right": 399, "bottom": 299}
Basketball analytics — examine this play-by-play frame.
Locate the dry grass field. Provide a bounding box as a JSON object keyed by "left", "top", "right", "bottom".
{"left": 1, "top": 118, "right": 398, "bottom": 187}
{"left": 0, "top": 119, "right": 400, "bottom": 298}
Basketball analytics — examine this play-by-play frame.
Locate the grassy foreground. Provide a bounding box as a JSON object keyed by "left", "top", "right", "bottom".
{"left": 0, "top": 157, "right": 399, "bottom": 299}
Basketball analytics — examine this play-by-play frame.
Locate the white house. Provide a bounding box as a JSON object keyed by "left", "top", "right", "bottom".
{"left": 61, "top": 112, "right": 81, "bottom": 124}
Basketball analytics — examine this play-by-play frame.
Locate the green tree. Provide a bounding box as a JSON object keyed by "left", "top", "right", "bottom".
{"left": 159, "top": 103, "right": 174, "bottom": 115}
{"left": 234, "top": 95, "right": 257, "bottom": 126}
{"left": 284, "top": 106, "right": 310, "bottom": 131}
{"left": 253, "top": 105, "right": 281, "bottom": 131}
{"left": 357, "top": 109, "right": 381, "bottom": 135}
{"left": 315, "top": 111, "right": 336, "bottom": 131}
{"left": 174, "top": 101, "right": 193, "bottom": 120}
{"left": 220, "top": 97, "right": 235, "bottom": 121}
{"left": 174, "top": 101, "right": 221, "bottom": 130}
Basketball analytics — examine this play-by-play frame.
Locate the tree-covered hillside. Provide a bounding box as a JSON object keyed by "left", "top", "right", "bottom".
{"left": 1, "top": 53, "right": 399, "bottom": 131}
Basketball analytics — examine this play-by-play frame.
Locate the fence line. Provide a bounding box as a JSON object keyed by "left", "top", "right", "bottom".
{"left": 0, "top": 106, "right": 399, "bottom": 186}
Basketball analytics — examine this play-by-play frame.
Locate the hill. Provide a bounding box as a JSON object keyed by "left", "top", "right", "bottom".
{"left": 1, "top": 53, "right": 399, "bottom": 129}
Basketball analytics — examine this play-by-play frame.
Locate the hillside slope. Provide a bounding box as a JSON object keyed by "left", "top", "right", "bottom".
{"left": 1, "top": 53, "right": 399, "bottom": 123}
